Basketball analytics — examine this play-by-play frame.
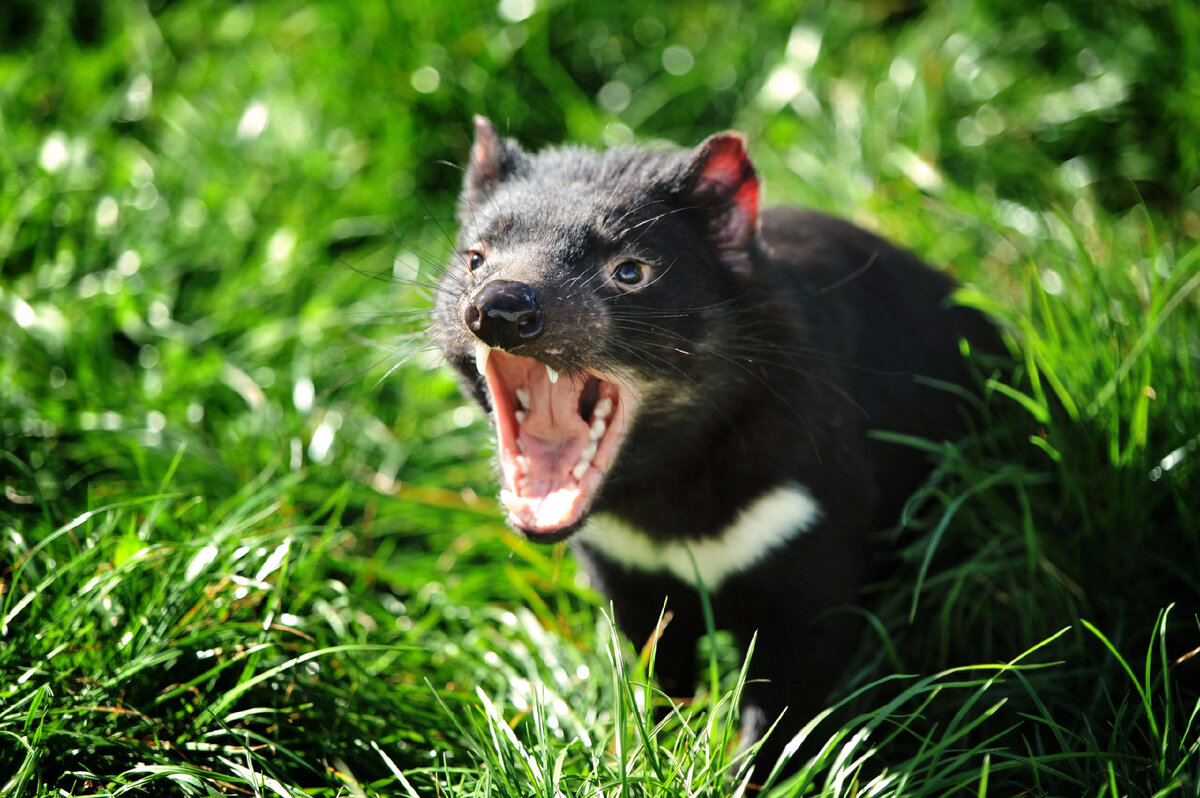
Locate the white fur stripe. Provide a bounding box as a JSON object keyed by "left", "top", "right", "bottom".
{"left": 579, "top": 483, "right": 821, "bottom": 588}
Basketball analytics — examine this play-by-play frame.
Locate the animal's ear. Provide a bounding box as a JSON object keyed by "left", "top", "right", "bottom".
{"left": 679, "top": 132, "right": 760, "bottom": 274}
{"left": 462, "top": 116, "right": 524, "bottom": 216}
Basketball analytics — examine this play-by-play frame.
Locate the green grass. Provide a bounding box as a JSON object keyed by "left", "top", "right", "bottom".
{"left": 2, "top": 0, "right": 1198, "bottom": 794}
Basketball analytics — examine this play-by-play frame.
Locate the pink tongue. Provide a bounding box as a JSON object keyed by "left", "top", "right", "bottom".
{"left": 484, "top": 351, "right": 599, "bottom": 534}
{"left": 504, "top": 378, "right": 591, "bottom": 531}
{"left": 513, "top": 367, "right": 590, "bottom": 481}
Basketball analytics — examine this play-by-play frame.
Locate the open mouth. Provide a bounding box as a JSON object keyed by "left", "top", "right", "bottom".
{"left": 474, "top": 342, "right": 636, "bottom": 538}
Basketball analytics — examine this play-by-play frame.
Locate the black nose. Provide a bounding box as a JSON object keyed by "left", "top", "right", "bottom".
{"left": 464, "top": 280, "right": 545, "bottom": 349}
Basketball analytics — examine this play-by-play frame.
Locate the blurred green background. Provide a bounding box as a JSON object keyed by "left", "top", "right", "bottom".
{"left": 2, "top": 0, "right": 1198, "bottom": 794}
{"left": 3, "top": 0, "right": 1196, "bottom": 511}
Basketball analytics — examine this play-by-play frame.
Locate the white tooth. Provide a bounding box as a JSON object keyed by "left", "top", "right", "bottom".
{"left": 594, "top": 397, "right": 613, "bottom": 419}
{"left": 572, "top": 460, "right": 589, "bottom": 480}
{"left": 515, "top": 410, "right": 527, "bottom": 424}
{"left": 579, "top": 441, "right": 597, "bottom": 462}
{"left": 516, "top": 388, "right": 530, "bottom": 409}
{"left": 517, "top": 438, "right": 525, "bottom": 453}
{"left": 516, "top": 455, "right": 530, "bottom": 472}
{"left": 546, "top": 365, "right": 559, "bottom": 384}
{"left": 589, "top": 418, "right": 607, "bottom": 441}
{"left": 474, "top": 341, "right": 491, "bottom": 375}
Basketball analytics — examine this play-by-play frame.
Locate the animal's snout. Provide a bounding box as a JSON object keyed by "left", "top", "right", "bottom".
{"left": 465, "top": 280, "right": 545, "bottom": 349}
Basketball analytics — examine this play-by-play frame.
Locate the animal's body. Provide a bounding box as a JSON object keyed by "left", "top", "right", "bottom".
{"left": 434, "top": 117, "right": 999, "bottom": 776}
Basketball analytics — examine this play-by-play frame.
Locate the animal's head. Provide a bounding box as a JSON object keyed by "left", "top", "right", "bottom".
{"left": 434, "top": 117, "right": 763, "bottom": 541}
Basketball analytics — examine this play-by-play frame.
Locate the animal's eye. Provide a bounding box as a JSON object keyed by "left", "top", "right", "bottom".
{"left": 468, "top": 250, "right": 485, "bottom": 271}
{"left": 613, "top": 261, "right": 645, "bottom": 286}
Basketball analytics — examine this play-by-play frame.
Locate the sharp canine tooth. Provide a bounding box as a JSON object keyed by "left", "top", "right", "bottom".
{"left": 589, "top": 418, "right": 607, "bottom": 440}
{"left": 594, "top": 397, "right": 612, "bottom": 419}
{"left": 516, "top": 388, "right": 530, "bottom": 409}
{"left": 474, "top": 341, "right": 491, "bottom": 375}
{"left": 572, "top": 460, "right": 589, "bottom": 480}
{"left": 515, "top": 410, "right": 527, "bottom": 424}
{"left": 516, "top": 455, "right": 530, "bottom": 471}
{"left": 546, "top": 365, "right": 559, "bottom": 384}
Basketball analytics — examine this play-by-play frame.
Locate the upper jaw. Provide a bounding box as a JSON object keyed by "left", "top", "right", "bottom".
{"left": 472, "top": 341, "right": 638, "bottom": 539}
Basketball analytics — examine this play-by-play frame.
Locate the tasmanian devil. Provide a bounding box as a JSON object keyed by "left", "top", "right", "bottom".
{"left": 433, "top": 116, "right": 999, "bottom": 776}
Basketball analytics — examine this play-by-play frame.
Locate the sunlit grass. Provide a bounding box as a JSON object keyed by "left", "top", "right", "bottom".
{"left": 2, "top": 0, "right": 1198, "bottom": 795}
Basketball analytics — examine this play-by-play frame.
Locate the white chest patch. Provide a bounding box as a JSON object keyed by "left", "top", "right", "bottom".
{"left": 578, "top": 483, "right": 821, "bottom": 589}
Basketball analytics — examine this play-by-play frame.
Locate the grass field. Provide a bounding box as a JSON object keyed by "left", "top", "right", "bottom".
{"left": 2, "top": 0, "right": 1198, "bottom": 795}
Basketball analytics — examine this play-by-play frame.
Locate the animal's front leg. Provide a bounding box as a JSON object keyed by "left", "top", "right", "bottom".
{"left": 716, "top": 521, "right": 868, "bottom": 782}
{"left": 574, "top": 547, "right": 705, "bottom": 700}
{"left": 734, "top": 610, "right": 860, "bottom": 781}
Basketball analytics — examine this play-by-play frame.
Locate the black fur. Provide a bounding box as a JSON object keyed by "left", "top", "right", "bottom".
{"left": 433, "top": 118, "right": 1000, "bottom": 779}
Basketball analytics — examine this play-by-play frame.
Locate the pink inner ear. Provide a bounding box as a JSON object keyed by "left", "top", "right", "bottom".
{"left": 702, "top": 140, "right": 752, "bottom": 190}
{"left": 699, "top": 137, "right": 758, "bottom": 215}
{"left": 732, "top": 176, "right": 759, "bottom": 223}
{"left": 696, "top": 136, "right": 759, "bottom": 264}
{"left": 470, "top": 117, "right": 502, "bottom": 183}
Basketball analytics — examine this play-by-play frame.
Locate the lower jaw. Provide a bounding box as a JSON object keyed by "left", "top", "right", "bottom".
{"left": 506, "top": 514, "right": 589, "bottom": 544}
{"left": 498, "top": 473, "right": 603, "bottom": 540}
